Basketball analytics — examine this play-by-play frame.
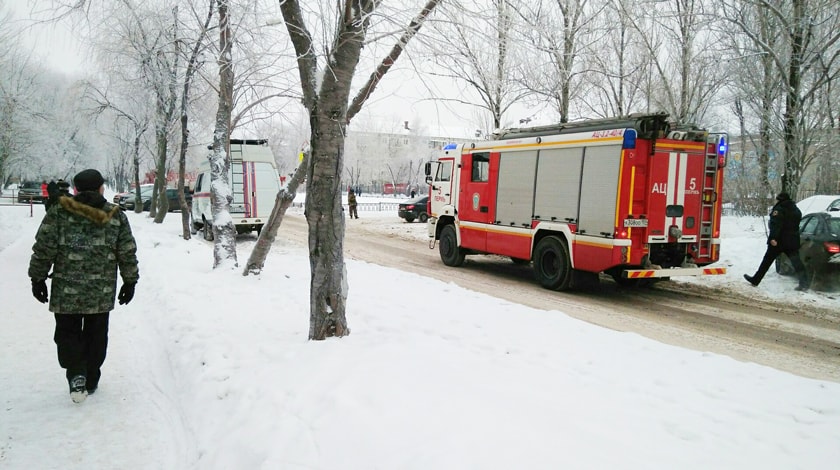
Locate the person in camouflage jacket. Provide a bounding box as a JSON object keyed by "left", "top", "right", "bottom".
{"left": 28, "top": 169, "right": 139, "bottom": 403}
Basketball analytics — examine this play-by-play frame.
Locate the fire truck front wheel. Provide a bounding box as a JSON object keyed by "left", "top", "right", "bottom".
{"left": 439, "top": 224, "right": 465, "bottom": 267}
{"left": 534, "top": 236, "right": 572, "bottom": 290}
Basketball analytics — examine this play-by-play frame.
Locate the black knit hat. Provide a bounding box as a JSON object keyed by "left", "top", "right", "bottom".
{"left": 74, "top": 169, "right": 105, "bottom": 192}
{"left": 776, "top": 192, "right": 791, "bottom": 201}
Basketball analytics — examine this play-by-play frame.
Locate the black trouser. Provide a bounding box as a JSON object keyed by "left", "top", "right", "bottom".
{"left": 54, "top": 313, "right": 110, "bottom": 389}
{"left": 751, "top": 245, "right": 807, "bottom": 286}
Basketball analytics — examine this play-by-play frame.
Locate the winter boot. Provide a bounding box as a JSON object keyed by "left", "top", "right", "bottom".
{"left": 69, "top": 375, "right": 87, "bottom": 404}
{"left": 743, "top": 274, "right": 758, "bottom": 286}
{"left": 794, "top": 270, "right": 810, "bottom": 291}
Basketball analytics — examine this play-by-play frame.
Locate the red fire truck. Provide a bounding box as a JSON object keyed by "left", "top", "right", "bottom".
{"left": 424, "top": 113, "right": 727, "bottom": 289}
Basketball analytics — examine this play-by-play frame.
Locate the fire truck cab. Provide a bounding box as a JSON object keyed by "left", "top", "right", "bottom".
{"left": 424, "top": 113, "right": 727, "bottom": 290}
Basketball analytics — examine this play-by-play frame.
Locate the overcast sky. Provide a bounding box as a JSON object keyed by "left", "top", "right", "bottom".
{"left": 8, "top": 1, "right": 89, "bottom": 75}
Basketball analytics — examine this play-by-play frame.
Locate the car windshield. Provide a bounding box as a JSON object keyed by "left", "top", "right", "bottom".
{"left": 21, "top": 181, "right": 40, "bottom": 189}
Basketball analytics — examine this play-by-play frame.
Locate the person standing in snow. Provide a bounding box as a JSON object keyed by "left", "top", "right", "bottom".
{"left": 744, "top": 192, "right": 809, "bottom": 291}
{"left": 45, "top": 179, "right": 58, "bottom": 211}
{"left": 56, "top": 179, "right": 72, "bottom": 198}
{"left": 348, "top": 188, "right": 359, "bottom": 219}
{"left": 28, "top": 169, "right": 139, "bottom": 403}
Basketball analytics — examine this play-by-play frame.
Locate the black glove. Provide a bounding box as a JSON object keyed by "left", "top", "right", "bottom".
{"left": 32, "top": 279, "right": 48, "bottom": 303}
{"left": 118, "top": 283, "right": 136, "bottom": 305}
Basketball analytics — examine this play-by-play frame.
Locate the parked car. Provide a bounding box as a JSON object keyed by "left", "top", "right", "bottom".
{"left": 777, "top": 211, "right": 840, "bottom": 290}
{"left": 161, "top": 187, "right": 192, "bottom": 212}
{"left": 797, "top": 195, "right": 840, "bottom": 216}
{"left": 120, "top": 184, "right": 154, "bottom": 210}
{"left": 113, "top": 191, "right": 131, "bottom": 205}
{"left": 125, "top": 186, "right": 192, "bottom": 212}
{"left": 17, "top": 181, "right": 44, "bottom": 203}
{"left": 398, "top": 195, "right": 428, "bottom": 223}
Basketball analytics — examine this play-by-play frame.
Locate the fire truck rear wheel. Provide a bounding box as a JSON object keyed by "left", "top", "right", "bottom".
{"left": 534, "top": 236, "right": 572, "bottom": 290}
{"left": 439, "top": 224, "right": 465, "bottom": 267}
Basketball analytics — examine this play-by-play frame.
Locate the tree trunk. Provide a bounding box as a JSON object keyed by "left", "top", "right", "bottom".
{"left": 782, "top": 0, "right": 805, "bottom": 199}
{"left": 177, "top": 0, "right": 216, "bottom": 240}
{"left": 279, "top": 0, "right": 441, "bottom": 340}
{"left": 307, "top": 113, "right": 350, "bottom": 339}
{"left": 242, "top": 153, "right": 308, "bottom": 275}
{"left": 210, "top": 0, "right": 237, "bottom": 269}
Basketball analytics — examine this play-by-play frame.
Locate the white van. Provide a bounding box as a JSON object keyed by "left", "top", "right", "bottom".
{"left": 192, "top": 139, "right": 281, "bottom": 239}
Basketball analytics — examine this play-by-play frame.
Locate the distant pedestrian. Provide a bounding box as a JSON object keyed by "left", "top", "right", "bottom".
{"left": 410, "top": 189, "right": 416, "bottom": 198}
{"left": 40, "top": 180, "right": 48, "bottom": 203}
{"left": 348, "top": 189, "right": 359, "bottom": 219}
{"left": 45, "top": 180, "right": 58, "bottom": 210}
{"left": 28, "top": 169, "right": 139, "bottom": 403}
{"left": 744, "top": 192, "right": 809, "bottom": 291}
{"left": 56, "top": 179, "right": 72, "bottom": 198}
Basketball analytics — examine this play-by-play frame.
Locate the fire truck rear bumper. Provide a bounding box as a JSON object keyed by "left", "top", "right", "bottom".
{"left": 622, "top": 267, "right": 726, "bottom": 279}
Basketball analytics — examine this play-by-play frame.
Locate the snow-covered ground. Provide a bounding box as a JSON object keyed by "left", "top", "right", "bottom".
{"left": 1, "top": 193, "right": 838, "bottom": 469}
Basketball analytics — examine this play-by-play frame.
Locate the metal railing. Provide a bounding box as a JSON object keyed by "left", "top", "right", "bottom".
{"left": 0, "top": 194, "right": 36, "bottom": 217}
{"left": 291, "top": 201, "right": 400, "bottom": 212}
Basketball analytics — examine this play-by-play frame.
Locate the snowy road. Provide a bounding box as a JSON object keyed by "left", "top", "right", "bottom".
{"left": 281, "top": 212, "right": 840, "bottom": 382}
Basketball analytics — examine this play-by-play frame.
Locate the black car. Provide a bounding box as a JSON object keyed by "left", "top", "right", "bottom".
{"left": 17, "top": 181, "right": 44, "bottom": 203}
{"left": 121, "top": 185, "right": 154, "bottom": 210}
{"left": 777, "top": 211, "right": 840, "bottom": 290}
{"left": 398, "top": 195, "right": 429, "bottom": 223}
{"left": 122, "top": 186, "right": 191, "bottom": 212}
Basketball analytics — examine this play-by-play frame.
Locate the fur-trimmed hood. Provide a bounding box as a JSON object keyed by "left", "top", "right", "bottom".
{"left": 58, "top": 195, "right": 121, "bottom": 226}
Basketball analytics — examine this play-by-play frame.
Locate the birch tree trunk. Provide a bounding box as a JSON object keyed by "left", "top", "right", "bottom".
{"left": 152, "top": 6, "right": 180, "bottom": 222}
{"left": 210, "top": 0, "right": 237, "bottom": 269}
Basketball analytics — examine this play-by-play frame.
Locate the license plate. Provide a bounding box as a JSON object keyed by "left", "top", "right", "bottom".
{"left": 624, "top": 218, "right": 648, "bottom": 228}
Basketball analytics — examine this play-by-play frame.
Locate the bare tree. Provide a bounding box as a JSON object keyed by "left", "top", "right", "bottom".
{"left": 275, "top": 0, "right": 441, "bottom": 340}
{"left": 582, "top": 0, "right": 648, "bottom": 117}
{"left": 85, "top": 82, "right": 151, "bottom": 209}
{"left": 514, "top": 0, "right": 598, "bottom": 123}
{"left": 427, "top": 0, "right": 526, "bottom": 131}
{"left": 176, "top": 0, "right": 216, "bottom": 240}
{"left": 629, "top": 0, "right": 728, "bottom": 125}
{"left": 724, "top": 0, "right": 840, "bottom": 199}
{"left": 208, "top": 0, "right": 237, "bottom": 268}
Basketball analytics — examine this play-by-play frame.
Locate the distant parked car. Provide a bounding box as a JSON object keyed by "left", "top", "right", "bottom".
{"left": 161, "top": 187, "right": 192, "bottom": 212}
{"left": 797, "top": 195, "right": 840, "bottom": 216}
{"left": 777, "top": 211, "right": 840, "bottom": 290}
{"left": 113, "top": 191, "right": 130, "bottom": 205}
{"left": 120, "top": 184, "right": 154, "bottom": 210}
{"left": 17, "top": 181, "right": 44, "bottom": 203}
{"left": 126, "top": 186, "right": 192, "bottom": 212}
{"left": 398, "top": 195, "right": 428, "bottom": 223}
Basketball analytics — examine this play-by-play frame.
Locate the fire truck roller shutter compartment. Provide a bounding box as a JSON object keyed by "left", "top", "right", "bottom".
{"left": 533, "top": 147, "right": 583, "bottom": 224}
{"left": 495, "top": 150, "right": 537, "bottom": 227}
{"left": 578, "top": 144, "right": 622, "bottom": 238}
{"left": 489, "top": 150, "right": 538, "bottom": 257}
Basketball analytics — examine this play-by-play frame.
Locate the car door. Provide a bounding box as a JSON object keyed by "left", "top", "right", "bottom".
{"left": 798, "top": 215, "right": 821, "bottom": 268}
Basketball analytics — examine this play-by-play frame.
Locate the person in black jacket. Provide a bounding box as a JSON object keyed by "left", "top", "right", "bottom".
{"left": 45, "top": 179, "right": 58, "bottom": 211}
{"left": 744, "top": 192, "right": 809, "bottom": 291}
